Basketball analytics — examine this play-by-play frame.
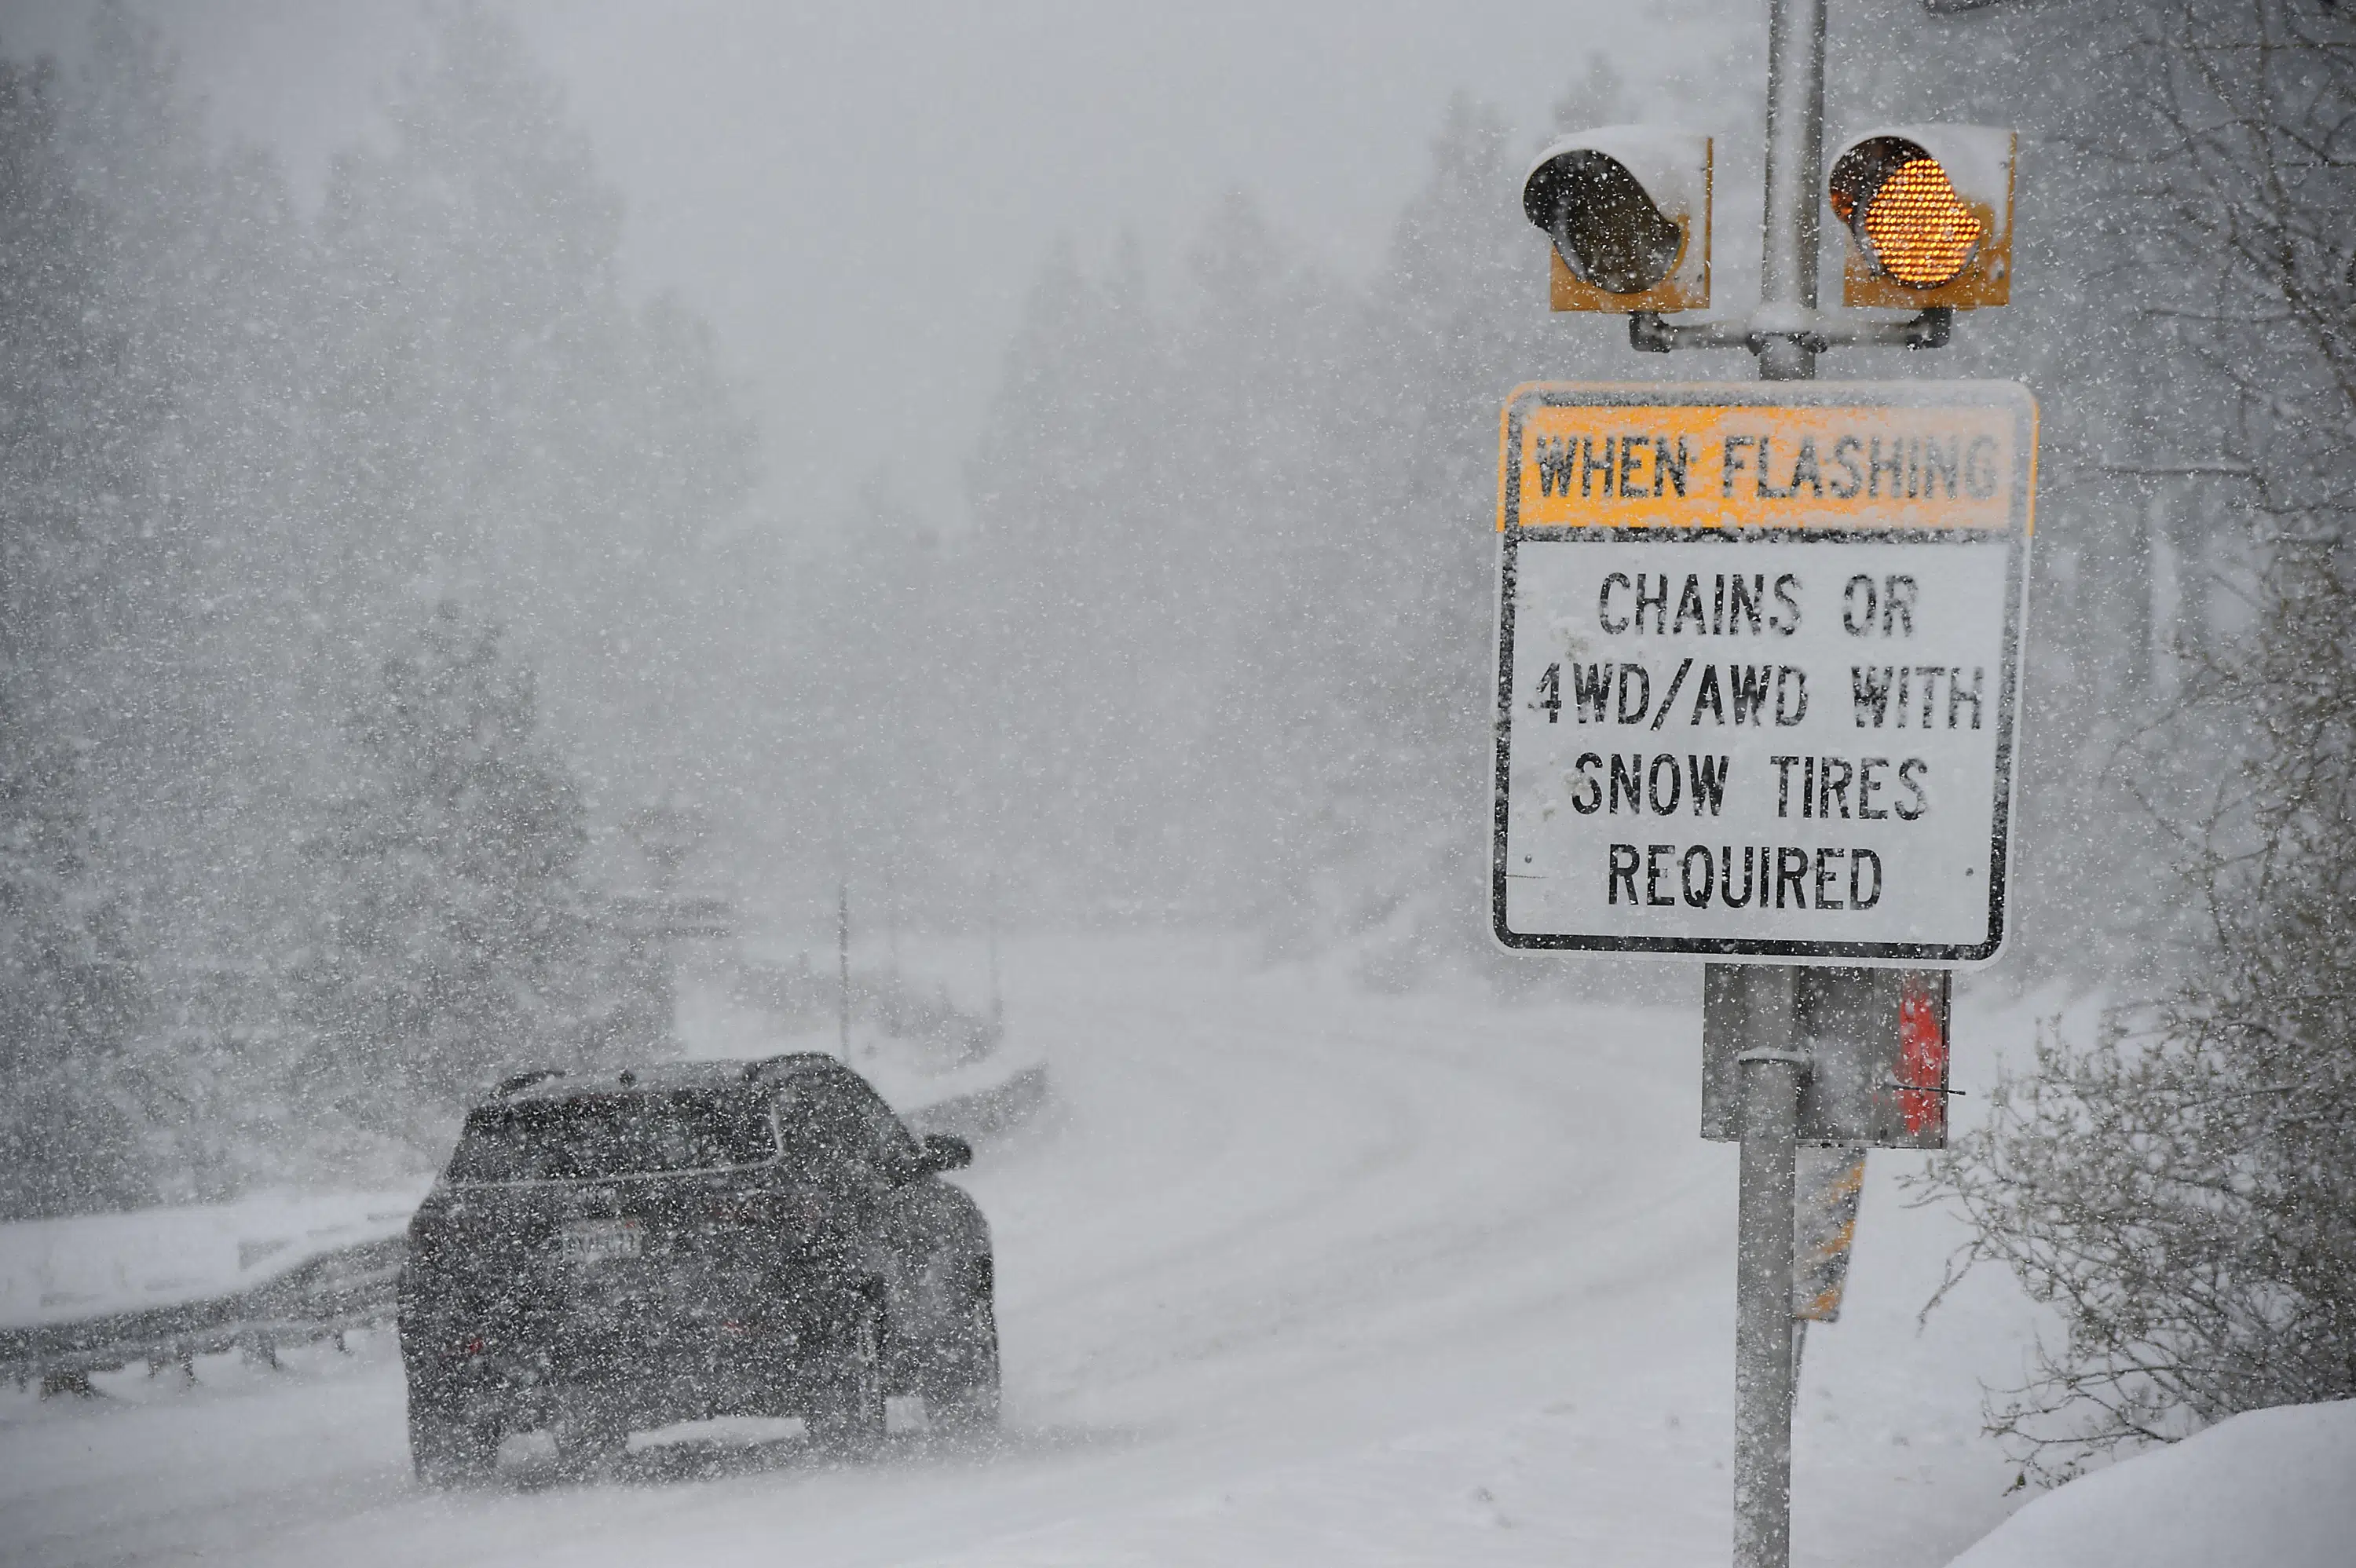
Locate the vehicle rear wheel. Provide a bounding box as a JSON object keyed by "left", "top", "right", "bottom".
{"left": 929, "top": 1297, "right": 1001, "bottom": 1435}
{"left": 408, "top": 1393, "right": 500, "bottom": 1488}
{"left": 808, "top": 1296, "right": 887, "bottom": 1460}
{"left": 555, "top": 1400, "right": 631, "bottom": 1478}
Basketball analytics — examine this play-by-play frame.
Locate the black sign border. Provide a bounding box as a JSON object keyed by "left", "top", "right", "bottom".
{"left": 1491, "top": 380, "right": 2036, "bottom": 964}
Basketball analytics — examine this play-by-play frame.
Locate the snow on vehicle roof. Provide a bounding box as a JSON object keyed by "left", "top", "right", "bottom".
{"left": 491, "top": 1054, "right": 843, "bottom": 1105}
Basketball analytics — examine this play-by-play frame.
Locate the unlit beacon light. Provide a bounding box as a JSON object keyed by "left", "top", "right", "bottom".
{"left": 1520, "top": 129, "right": 1713, "bottom": 313}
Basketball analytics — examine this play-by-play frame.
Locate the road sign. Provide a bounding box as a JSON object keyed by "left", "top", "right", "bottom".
{"left": 1491, "top": 380, "right": 2035, "bottom": 963}
{"left": 1702, "top": 967, "right": 1951, "bottom": 1148}
{"left": 1791, "top": 1145, "right": 1867, "bottom": 1322}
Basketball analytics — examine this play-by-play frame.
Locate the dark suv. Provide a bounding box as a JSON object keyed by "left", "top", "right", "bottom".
{"left": 397, "top": 1054, "right": 998, "bottom": 1484}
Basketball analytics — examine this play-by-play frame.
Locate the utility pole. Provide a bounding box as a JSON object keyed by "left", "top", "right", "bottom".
{"left": 986, "top": 916, "right": 1003, "bottom": 1029}
{"left": 837, "top": 881, "right": 851, "bottom": 1062}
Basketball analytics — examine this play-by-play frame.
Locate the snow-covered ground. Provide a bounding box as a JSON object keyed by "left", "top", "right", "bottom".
{"left": 0, "top": 1188, "right": 423, "bottom": 1332}
{"left": 3, "top": 936, "right": 2076, "bottom": 1566}
{"left": 1950, "top": 1400, "right": 2356, "bottom": 1568}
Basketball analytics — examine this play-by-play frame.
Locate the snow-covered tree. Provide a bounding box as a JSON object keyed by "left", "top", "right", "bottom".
{"left": 296, "top": 606, "right": 665, "bottom": 1134}
{"left": 309, "top": 1, "right": 757, "bottom": 806}
{"left": 0, "top": 745, "right": 150, "bottom": 1219}
{"left": 0, "top": 49, "right": 158, "bottom": 1217}
{"left": 0, "top": 4, "right": 759, "bottom": 1205}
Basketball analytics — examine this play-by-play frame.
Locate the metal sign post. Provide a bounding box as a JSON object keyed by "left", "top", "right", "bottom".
{"left": 1729, "top": 968, "right": 1803, "bottom": 1568}
{"left": 1491, "top": 5, "right": 2035, "bottom": 1565}
{"left": 1746, "top": 10, "right": 1831, "bottom": 1557}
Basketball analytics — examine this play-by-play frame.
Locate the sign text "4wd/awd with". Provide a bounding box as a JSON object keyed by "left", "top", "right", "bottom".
{"left": 1491, "top": 382, "right": 2036, "bottom": 963}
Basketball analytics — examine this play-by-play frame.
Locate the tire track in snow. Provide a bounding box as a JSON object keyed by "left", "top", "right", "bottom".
{"left": 975, "top": 941, "right": 1713, "bottom": 1426}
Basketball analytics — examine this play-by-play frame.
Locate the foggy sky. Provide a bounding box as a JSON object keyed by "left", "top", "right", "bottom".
{"left": 0, "top": 0, "right": 1742, "bottom": 527}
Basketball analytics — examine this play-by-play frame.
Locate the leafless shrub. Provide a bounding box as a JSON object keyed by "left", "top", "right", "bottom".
{"left": 1923, "top": 549, "right": 2356, "bottom": 1482}
{"left": 1916, "top": 0, "right": 2356, "bottom": 1483}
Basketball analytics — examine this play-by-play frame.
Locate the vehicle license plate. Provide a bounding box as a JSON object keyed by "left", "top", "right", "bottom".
{"left": 558, "top": 1219, "right": 643, "bottom": 1264}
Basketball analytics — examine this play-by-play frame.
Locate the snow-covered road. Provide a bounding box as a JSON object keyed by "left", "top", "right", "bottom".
{"left": 0, "top": 938, "right": 2047, "bottom": 1566}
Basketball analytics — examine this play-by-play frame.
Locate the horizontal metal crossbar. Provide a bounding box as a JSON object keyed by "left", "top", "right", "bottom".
{"left": 1630, "top": 306, "right": 1952, "bottom": 355}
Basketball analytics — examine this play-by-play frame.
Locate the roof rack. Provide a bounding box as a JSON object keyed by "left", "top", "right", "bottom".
{"left": 742, "top": 1052, "right": 839, "bottom": 1084}
{"left": 491, "top": 1068, "right": 565, "bottom": 1098}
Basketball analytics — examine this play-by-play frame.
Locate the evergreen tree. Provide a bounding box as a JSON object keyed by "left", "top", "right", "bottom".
{"left": 309, "top": 2, "right": 756, "bottom": 805}
{"left": 297, "top": 606, "right": 664, "bottom": 1133}
{"left": 0, "top": 3, "right": 755, "bottom": 1207}
{"left": 0, "top": 50, "right": 152, "bottom": 1215}
{"left": 0, "top": 742, "right": 150, "bottom": 1218}
{"left": 961, "top": 236, "right": 1172, "bottom": 908}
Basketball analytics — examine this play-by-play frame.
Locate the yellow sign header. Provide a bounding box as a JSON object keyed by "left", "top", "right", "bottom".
{"left": 1497, "top": 382, "right": 2035, "bottom": 534}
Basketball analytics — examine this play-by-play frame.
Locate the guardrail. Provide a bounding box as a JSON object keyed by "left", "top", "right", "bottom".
{"left": 6, "top": 1066, "right": 1051, "bottom": 1398}
{"left": 2, "top": 1235, "right": 405, "bottom": 1396}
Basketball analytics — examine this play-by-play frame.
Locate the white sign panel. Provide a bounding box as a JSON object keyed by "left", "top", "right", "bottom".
{"left": 1492, "top": 382, "right": 2036, "bottom": 963}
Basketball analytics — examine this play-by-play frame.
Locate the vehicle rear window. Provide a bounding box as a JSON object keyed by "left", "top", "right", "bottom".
{"left": 447, "top": 1091, "right": 777, "bottom": 1183}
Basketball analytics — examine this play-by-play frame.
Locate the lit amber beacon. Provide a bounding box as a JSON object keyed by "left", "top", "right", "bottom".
{"left": 1842, "top": 156, "right": 1980, "bottom": 286}
{"left": 1827, "top": 128, "right": 2015, "bottom": 309}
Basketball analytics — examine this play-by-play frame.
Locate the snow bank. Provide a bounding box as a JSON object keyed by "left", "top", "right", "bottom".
{"left": 1948, "top": 1401, "right": 2356, "bottom": 1568}
{"left": 0, "top": 1187, "right": 424, "bottom": 1330}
